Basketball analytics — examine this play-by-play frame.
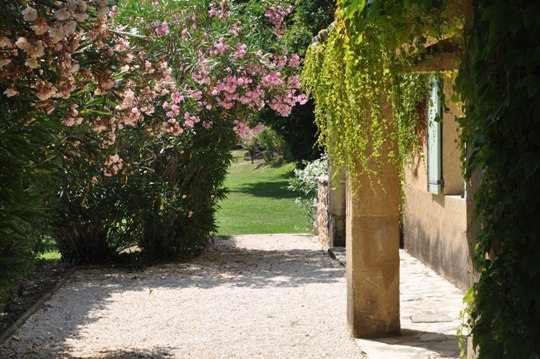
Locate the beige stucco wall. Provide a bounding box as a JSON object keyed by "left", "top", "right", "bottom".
{"left": 403, "top": 186, "right": 468, "bottom": 288}
{"left": 403, "top": 76, "right": 470, "bottom": 289}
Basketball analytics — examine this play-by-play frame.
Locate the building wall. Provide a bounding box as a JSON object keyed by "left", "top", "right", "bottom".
{"left": 403, "top": 77, "right": 470, "bottom": 289}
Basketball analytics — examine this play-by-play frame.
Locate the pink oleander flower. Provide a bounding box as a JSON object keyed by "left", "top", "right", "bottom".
{"left": 25, "top": 57, "right": 40, "bottom": 69}
{"left": 289, "top": 54, "right": 301, "bottom": 67}
{"left": 104, "top": 154, "right": 123, "bottom": 177}
{"left": 108, "top": 5, "right": 118, "bottom": 18}
{"left": 155, "top": 21, "right": 169, "bottom": 36}
{"left": 213, "top": 37, "right": 228, "bottom": 54}
{"left": 171, "top": 91, "right": 184, "bottom": 103}
{"left": 3, "top": 88, "right": 18, "bottom": 97}
{"left": 231, "top": 22, "right": 242, "bottom": 35}
{"left": 35, "top": 83, "right": 56, "bottom": 101}
{"left": 288, "top": 75, "right": 301, "bottom": 89}
{"left": 233, "top": 120, "right": 265, "bottom": 140}
{"left": 0, "top": 37, "right": 12, "bottom": 48}
{"left": 64, "top": 116, "right": 83, "bottom": 127}
{"left": 15, "top": 37, "right": 30, "bottom": 51}
{"left": 190, "top": 89, "right": 202, "bottom": 100}
{"left": 209, "top": 1, "right": 230, "bottom": 19}
{"left": 64, "top": 21, "right": 78, "bottom": 36}
{"left": 184, "top": 112, "right": 200, "bottom": 128}
{"left": 261, "top": 71, "right": 284, "bottom": 88}
{"left": 235, "top": 43, "right": 247, "bottom": 59}
{"left": 21, "top": 7, "right": 38, "bottom": 22}
{"left": 117, "top": 89, "right": 135, "bottom": 110}
{"left": 296, "top": 93, "right": 308, "bottom": 105}
{"left": 32, "top": 20, "right": 49, "bottom": 35}
{"left": 97, "top": 5, "right": 109, "bottom": 18}
{"left": 49, "top": 24, "right": 65, "bottom": 43}
{"left": 55, "top": 8, "right": 70, "bottom": 21}
{"left": 170, "top": 104, "right": 180, "bottom": 115}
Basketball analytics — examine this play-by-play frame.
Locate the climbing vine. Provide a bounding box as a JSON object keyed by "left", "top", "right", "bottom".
{"left": 304, "top": 0, "right": 540, "bottom": 357}
{"left": 457, "top": 1, "right": 540, "bottom": 357}
{"left": 302, "top": 0, "right": 462, "bottom": 185}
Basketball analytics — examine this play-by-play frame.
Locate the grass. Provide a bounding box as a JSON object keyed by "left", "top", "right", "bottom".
{"left": 39, "top": 236, "right": 61, "bottom": 260}
{"left": 215, "top": 151, "right": 310, "bottom": 236}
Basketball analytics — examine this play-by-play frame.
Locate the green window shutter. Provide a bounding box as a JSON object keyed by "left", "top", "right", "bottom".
{"left": 427, "top": 76, "right": 442, "bottom": 195}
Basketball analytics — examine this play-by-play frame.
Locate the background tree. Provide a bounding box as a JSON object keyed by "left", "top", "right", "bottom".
{"left": 258, "top": 0, "right": 335, "bottom": 166}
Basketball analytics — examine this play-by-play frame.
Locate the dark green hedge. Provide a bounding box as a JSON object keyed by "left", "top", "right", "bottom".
{"left": 457, "top": 1, "right": 540, "bottom": 357}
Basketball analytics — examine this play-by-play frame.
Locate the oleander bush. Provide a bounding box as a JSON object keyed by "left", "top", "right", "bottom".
{"left": 1, "top": 0, "right": 306, "bottom": 268}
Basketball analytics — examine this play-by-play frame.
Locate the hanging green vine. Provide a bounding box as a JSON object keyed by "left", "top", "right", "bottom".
{"left": 304, "top": 0, "right": 540, "bottom": 357}
{"left": 457, "top": 1, "right": 540, "bottom": 357}
{"left": 302, "top": 0, "right": 462, "bottom": 185}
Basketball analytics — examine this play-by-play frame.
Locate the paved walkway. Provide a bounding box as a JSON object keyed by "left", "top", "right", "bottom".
{"left": 353, "top": 251, "right": 465, "bottom": 358}
{"left": 0, "top": 234, "right": 465, "bottom": 358}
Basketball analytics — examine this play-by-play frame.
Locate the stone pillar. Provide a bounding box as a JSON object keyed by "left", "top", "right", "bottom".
{"left": 346, "top": 143, "right": 401, "bottom": 338}
{"left": 328, "top": 167, "right": 346, "bottom": 247}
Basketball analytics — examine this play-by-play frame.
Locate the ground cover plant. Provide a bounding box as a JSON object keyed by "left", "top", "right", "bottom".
{"left": 216, "top": 150, "right": 310, "bottom": 236}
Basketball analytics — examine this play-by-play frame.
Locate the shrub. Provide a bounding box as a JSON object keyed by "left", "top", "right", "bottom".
{"left": 288, "top": 155, "right": 328, "bottom": 223}
{"left": 256, "top": 127, "right": 285, "bottom": 162}
{"left": 1, "top": 0, "right": 305, "bottom": 267}
{"left": 49, "top": 0, "right": 306, "bottom": 263}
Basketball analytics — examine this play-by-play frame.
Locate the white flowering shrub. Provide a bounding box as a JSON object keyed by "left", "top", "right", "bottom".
{"left": 288, "top": 155, "right": 328, "bottom": 222}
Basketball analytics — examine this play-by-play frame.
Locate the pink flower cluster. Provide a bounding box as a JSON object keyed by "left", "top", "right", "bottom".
{"left": 154, "top": 21, "right": 169, "bottom": 36}
{"left": 233, "top": 120, "right": 265, "bottom": 140}
{"left": 208, "top": 1, "right": 231, "bottom": 19}
{"left": 264, "top": 3, "right": 292, "bottom": 37}
{"left": 2, "top": 0, "right": 307, "bottom": 177}
{"left": 261, "top": 71, "right": 284, "bottom": 88}
{"left": 1, "top": 1, "right": 111, "bottom": 112}
{"left": 104, "top": 154, "right": 123, "bottom": 177}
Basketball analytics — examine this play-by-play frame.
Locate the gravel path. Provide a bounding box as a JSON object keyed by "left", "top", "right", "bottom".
{"left": 0, "top": 234, "right": 361, "bottom": 358}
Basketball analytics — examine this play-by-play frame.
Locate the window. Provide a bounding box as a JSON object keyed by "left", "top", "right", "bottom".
{"left": 427, "top": 75, "right": 442, "bottom": 195}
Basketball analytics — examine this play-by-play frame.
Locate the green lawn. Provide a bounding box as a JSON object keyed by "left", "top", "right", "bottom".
{"left": 39, "top": 236, "right": 61, "bottom": 260}
{"left": 215, "top": 151, "right": 311, "bottom": 236}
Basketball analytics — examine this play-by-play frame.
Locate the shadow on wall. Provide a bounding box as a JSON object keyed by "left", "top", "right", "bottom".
{"left": 403, "top": 215, "right": 470, "bottom": 289}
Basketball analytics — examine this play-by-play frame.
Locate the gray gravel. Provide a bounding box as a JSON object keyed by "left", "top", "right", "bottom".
{"left": 0, "top": 234, "right": 361, "bottom": 358}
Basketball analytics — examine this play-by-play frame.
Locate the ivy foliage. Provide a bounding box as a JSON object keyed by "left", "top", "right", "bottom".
{"left": 457, "top": 1, "right": 540, "bottom": 357}
{"left": 302, "top": 0, "right": 462, "bottom": 183}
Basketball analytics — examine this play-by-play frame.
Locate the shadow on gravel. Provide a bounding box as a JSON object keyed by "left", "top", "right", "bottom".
{"left": 0, "top": 239, "right": 342, "bottom": 357}
{"left": 0, "top": 346, "right": 176, "bottom": 358}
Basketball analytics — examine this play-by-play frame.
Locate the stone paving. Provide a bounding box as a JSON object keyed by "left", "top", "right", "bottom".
{"left": 330, "top": 247, "right": 466, "bottom": 358}
{"left": 0, "top": 235, "right": 466, "bottom": 358}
